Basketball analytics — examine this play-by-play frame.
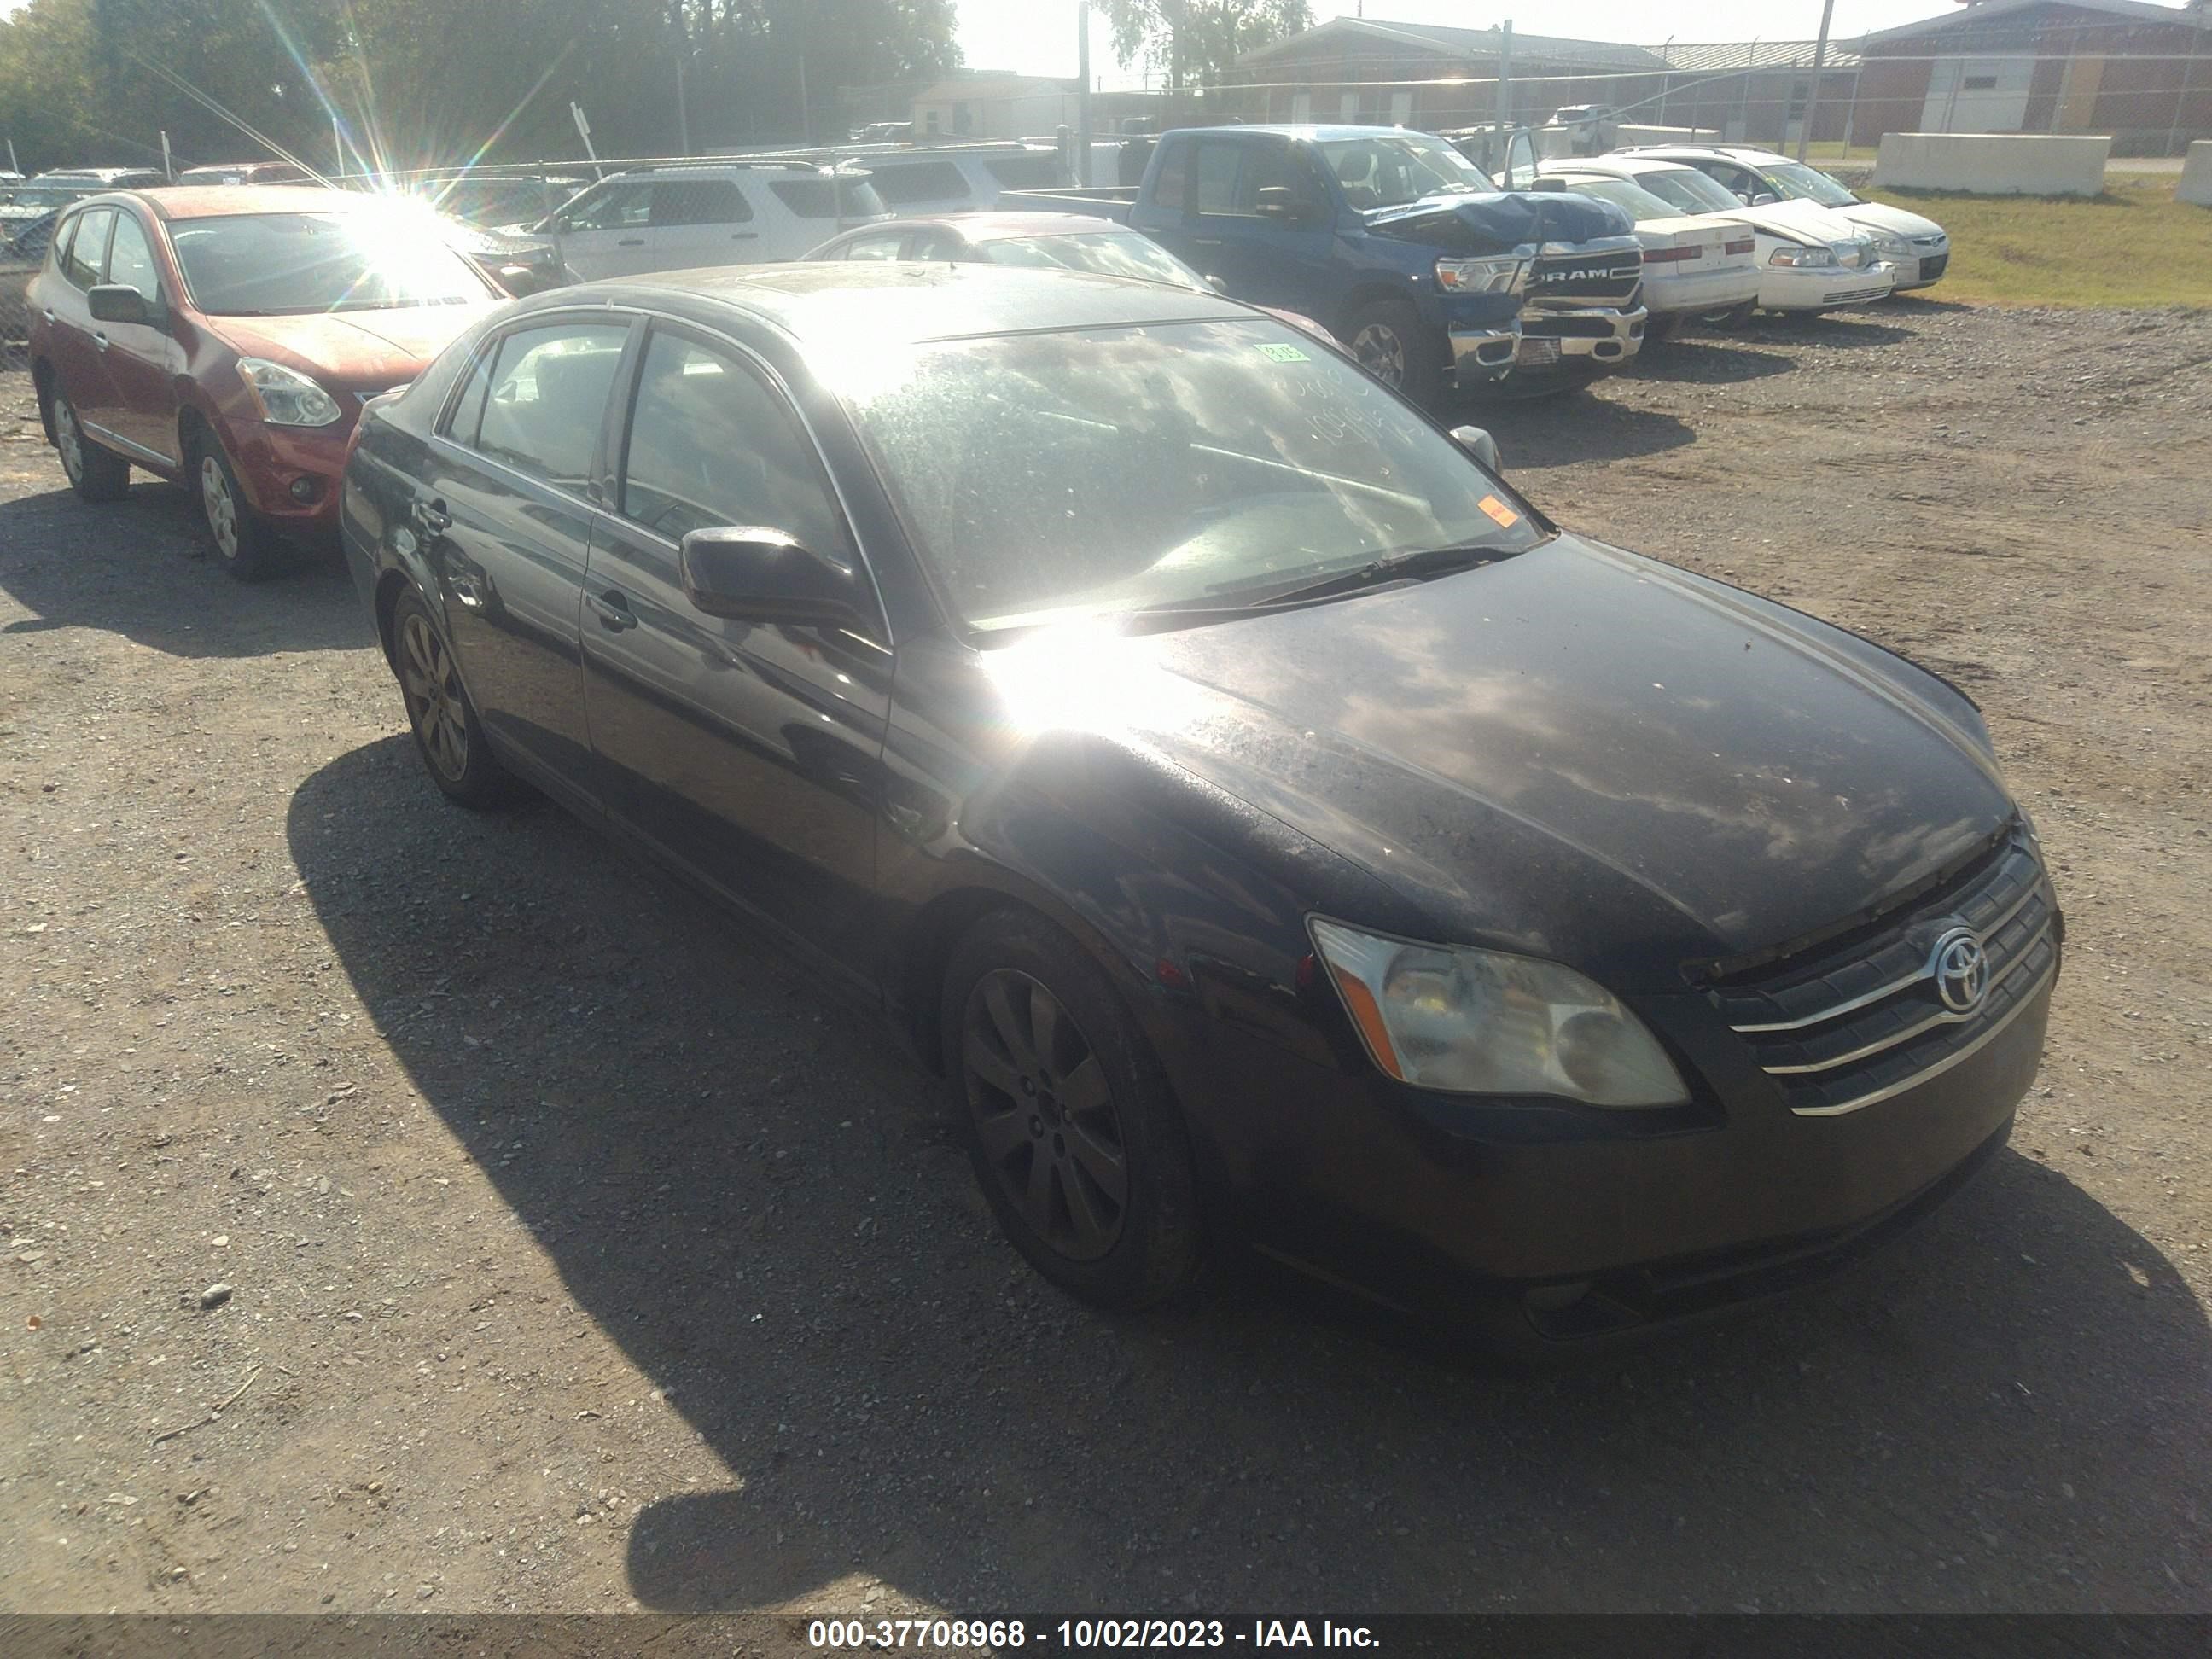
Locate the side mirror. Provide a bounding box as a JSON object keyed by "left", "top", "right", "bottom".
{"left": 1750, "top": 192, "right": 1779, "bottom": 207}
{"left": 1449, "top": 424, "right": 1502, "bottom": 472}
{"left": 87, "top": 283, "right": 149, "bottom": 325}
{"left": 1204, "top": 273, "right": 1228, "bottom": 294}
{"left": 678, "top": 526, "right": 870, "bottom": 633}
{"left": 1254, "top": 184, "right": 1315, "bottom": 227}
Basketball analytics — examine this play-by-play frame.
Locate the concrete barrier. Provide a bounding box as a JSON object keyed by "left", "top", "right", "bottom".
{"left": 2180, "top": 140, "right": 2212, "bottom": 207}
{"left": 1874, "top": 132, "right": 2110, "bottom": 196}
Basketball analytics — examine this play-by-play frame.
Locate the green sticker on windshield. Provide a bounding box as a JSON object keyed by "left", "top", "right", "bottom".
{"left": 1257, "top": 341, "right": 1310, "bottom": 363}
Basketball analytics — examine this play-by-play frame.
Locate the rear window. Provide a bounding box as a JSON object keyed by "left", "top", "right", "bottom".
{"left": 652, "top": 179, "right": 752, "bottom": 226}
{"left": 869, "top": 160, "right": 968, "bottom": 207}
{"left": 985, "top": 154, "right": 1068, "bottom": 189}
{"left": 769, "top": 177, "right": 887, "bottom": 219}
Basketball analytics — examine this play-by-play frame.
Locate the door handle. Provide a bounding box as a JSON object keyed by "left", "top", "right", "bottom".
{"left": 731, "top": 231, "right": 757, "bottom": 240}
{"left": 92, "top": 332, "right": 109, "bottom": 352}
{"left": 589, "top": 589, "right": 638, "bottom": 632}
{"left": 617, "top": 237, "right": 646, "bottom": 247}
{"left": 413, "top": 498, "right": 451, "bottom": 533}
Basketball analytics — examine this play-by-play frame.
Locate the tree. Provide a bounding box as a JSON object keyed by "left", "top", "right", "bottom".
{"left": 1103, "top": 0, "right": 1311, "bottom": 91}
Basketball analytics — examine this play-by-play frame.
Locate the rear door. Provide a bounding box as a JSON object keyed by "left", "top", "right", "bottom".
{"left": 94, "top": 207, "right": 185, "bottom": 468}
{"left": 1179, "top": 134, "right": 1334, "bottom": 313}
{"left": 649, "top": 178, "right": 760, "bottom": 271}
{"left": 549, "top": 179, "right": 655, "bottom": 279}
{"left": 419, "top": 314, "right": 636, "bottom": 789}
{"left": 581, "top": 320, "right": 892, "bottom": 969}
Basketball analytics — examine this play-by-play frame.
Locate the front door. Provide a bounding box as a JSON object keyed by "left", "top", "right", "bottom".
{"left": 1177, "top": 136, "right": 1336, "bottom": 313}
{"left": 550, "top": 179, "right": 656, "bottom": 280}
{"left": 421, "top": 315, "right": 635, "bottom": 787}
{"left": 582, "top": 321, "right": 891, "bottom": 971}
{"left": 649, "top": 178, "right": 761, "bottom": 271}
{"left": 94, "top": 207, "right": 184, "bottom": 468}
{"left": 42, "top": 207, "right": 112, "bottom": 432}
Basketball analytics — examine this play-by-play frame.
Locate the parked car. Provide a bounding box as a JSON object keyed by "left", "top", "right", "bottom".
{"left": 722, "top": 142, "right": 1074, "bottom": 218}
{"left": 26, "top": 166, "right": 167, "bottom": 193}
{"left": 1564, "top": 155, "right": 1893, "bottom": 318}
{"left": 26, "top": 185, "right": 500, "bottom": 579}
{"left": 176, "top": 160, "right": 316, "bottom": 187}
{"left": 341, "top": 264, "right": 2058, "bottom": 1349}
{"left": 999, "top": 124, "right": 1647, "bottom": 401}
{"left": 1621, "top": 144, "right": 1950, "bottom": 291}
{"left": 1545, "top": 105, "right": 1621, "bottom": 155}
{"left": 1531, "top": 172, "right": 1756, "bottom": 341}
{"left": 407, "top": 172, "right": 591, "bottom": 233}
{"left": 1, "top": 209, "right": 60, "bottom": 339}
{"left": 431, "top": 214, "right": 572, "bottom": 296}
{"left": 850, "top": 121, "right": 914, "bottom": 144}
{"left": 1, "top": 179, "right": 101, "bottom": 230}
{"left": 532, "top": 162, "right": 888, "bottom": 278}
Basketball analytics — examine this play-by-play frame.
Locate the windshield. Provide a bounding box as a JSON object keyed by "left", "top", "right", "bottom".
{"left": 981, "top": 230, "right": 1202, "bottom": 290}
{"left": 841, "top": 318, "right": 1544, "bottom": 634}
{"left": 1759, "top": 160, "right": 1859, "bottom": 208}
{"left": 1317, "top": 132, "right": 1496, "bottom": 211}
{"left": 1629, "top": 166, "right": 1743, "bottom": 216}
{"left": 169, "top": 211, "right": 492, "bottom": 315}
{"left": 1559, "top": 177, "right": 1686, "bottom": 223}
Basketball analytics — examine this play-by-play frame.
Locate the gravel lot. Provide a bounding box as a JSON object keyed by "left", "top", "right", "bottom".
{"left": 3, "top": 300, "right": 2209, "bottom": 1623}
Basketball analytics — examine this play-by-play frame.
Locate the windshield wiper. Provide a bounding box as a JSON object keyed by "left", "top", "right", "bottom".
{"left": 1224, "top": 543, "right": 1503, "bottom": 609}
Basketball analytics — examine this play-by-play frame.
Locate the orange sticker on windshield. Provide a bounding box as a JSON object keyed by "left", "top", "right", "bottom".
{"left": 1479, "top": 495, "right": 1521, "bottom": 528}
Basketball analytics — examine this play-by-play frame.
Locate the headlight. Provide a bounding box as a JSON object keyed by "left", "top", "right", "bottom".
{"left": 1308, "top": 919, "right": 1689, "bottom": 1107}
{"left": 1435, "top": 255, "right": 1528, "bottom": 295}
{"left": 236, "top": 356, "right": 342, "bottom": 428}
{"left": 1767, "top": 242, "right": 1836, "bottom": 268}
{"left": 1871, "top": 235, "right": 1912, "bottom": 260}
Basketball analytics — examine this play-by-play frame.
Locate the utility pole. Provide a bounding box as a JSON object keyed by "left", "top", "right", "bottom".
{"left": 1076, "top": 2, "right": 1093, "bottom": 185}
{"left": 1796, "top": 0, "right": 1837, "bottom": 161}
{"left": 677, "top": 53, "right": 691, "bottom": 155}
{"left": 160, "top": 130, "right": 174, "bottom": 182}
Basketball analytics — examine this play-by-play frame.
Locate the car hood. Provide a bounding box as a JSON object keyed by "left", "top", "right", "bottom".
{"left": 1736, "top": 198, "right": 1865, "bottom": 246}
{"left": 1004, "top": 536, "right": 2013, "bottom": 975}
{"left": 1838, "top": 199, "right": 1945, "bottom": 240}
{"left": 202, "top": 304, "right": 492, "bottom": 390}
{"left": 1366, "top": 189, "right": 1634, "bottom": 253}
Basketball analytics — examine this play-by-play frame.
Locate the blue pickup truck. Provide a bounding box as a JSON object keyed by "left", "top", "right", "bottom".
{"left": 999, "top": 124, "right": 1647, "bottom": 402}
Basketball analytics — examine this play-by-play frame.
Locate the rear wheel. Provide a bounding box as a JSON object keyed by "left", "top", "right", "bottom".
{"left": 1340, "top": 298, "right": 1443, "bottom": 407}
{"left": 189, "top": 434, "right": 286, "bottom": 582}
{"left": 53, "top": 391, "right": 130, "bottom": 503}
{"left": 1696, "top": 300, "right": 1756, "bottom": 330}
{"left": 943, "top": 909, "right": 1202, "bottom": 1311}
{"left": 390, "top": 588, "right": 521, "bottom": 810}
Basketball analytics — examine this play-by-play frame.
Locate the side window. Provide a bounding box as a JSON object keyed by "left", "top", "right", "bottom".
{"left": 651, "top": 179, "right": 751, "bottom": 227}
{"left": 49, "top": 214, "right": 79, "bottom": 276}
{"left": 1149, "top": 139, "right": 1190, "bottom": 212}
{"left": 909, "top": 231, "right": 963, "bottom": 261}
{"left": 870, "top": 160, "right": 966, "bottom": 207}
{"left": 471, "top": 322, "right": 632, "bottom": 489}
{"left": 1505, "top": 133, "right": 1537, "bottom": 191}
{"left": 838, "top": 231, "right": 911, "bottom": 261}
{"left": 442, "top": 341, "right": 498, "bottom": 448}
{"left": 560, "top": 182, "right": 652, "bottom": 232}
{"left": 61, "top": 207, "right": 111, "bottom": 289}
{"left": 1194, "top": 142, "right": 1243, "bottom": 215}
{"left": 1238, "top": 140, "right": 1325, "bottom": 214}
{"left": 104, "top": 212, "right": 162, "bottom": 301}
{"left": 620, "top": 329, "right": 853, "bottom": 561}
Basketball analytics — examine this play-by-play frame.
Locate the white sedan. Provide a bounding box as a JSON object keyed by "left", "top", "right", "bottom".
{"left": 1560, "top": 156, "right": 1894, "bottom": 317}
{"left": 1534, "top": 172, "right": 1758, "bottom": 340}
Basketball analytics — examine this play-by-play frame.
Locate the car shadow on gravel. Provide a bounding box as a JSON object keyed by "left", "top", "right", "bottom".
{"left": 293, "top": 737, "right": 2212, "bottom": 1614}
{"left": 1485, "top": 397, "right": 1699, "bottom": 471}
{"left": 1748, "top": 314, "right": 1917, "bottom": 350}
{"left": 1628, "top": 341, "right": 1798, "bottom": 385}
{"left": 0, "top": 479, "right": 361, "bottom": 656}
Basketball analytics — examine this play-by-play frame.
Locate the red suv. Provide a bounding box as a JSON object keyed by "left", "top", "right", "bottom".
{"left": 27, "top": 185, "right": 500, "bottom": 579}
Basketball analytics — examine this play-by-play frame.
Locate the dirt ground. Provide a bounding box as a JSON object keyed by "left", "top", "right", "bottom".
{"left": 2, "top": 300, "right": 2209, "bottom": 1625}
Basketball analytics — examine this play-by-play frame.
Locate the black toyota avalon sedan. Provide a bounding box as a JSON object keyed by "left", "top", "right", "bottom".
{"left": 339, "top": 264, "right": 2059, "bottom": 1350}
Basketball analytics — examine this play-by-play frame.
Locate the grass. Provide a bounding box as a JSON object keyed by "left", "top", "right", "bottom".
{"left": 1862, "top": 175, "right": 2212, "bottom": 308}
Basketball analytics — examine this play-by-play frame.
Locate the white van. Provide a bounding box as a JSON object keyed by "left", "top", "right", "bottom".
{"left": 537, "top": 162, "right": 890, "bottom": 278}
{"left": 717, "top": 143, "right": 1074, "bottom": 218}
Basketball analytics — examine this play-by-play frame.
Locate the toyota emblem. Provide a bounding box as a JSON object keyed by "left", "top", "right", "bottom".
{"left": 1930, "top": 926, "right": 1989, "bottom": 1015}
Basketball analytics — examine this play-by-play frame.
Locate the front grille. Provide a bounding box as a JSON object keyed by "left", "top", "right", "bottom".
{"left": 1528, "top": 250, "right": 1644, "bottom": 304}
{"left": 1705, "top": 832, "right": 2058, "bottom": 1117}
{"left": 1525, "top": 312, "right": 1624, "bottom": 339}
{"left": 1918, "top": 253, "right": 1949, "bottom": 282}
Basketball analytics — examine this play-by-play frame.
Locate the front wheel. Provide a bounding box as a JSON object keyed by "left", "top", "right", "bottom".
{"left": 53, "top": 390, "right": 131, "bottom": 503}
{"left": 1696, "top": 300, "right": 1756, "bottom": 330}
{"left": 943, "top": 910, "right": 1202, "bottom": 1311}
{"left": 1339, "top": 298, "right": 1443, "bottom": 407}
{"left": 189, "top": 434, "right": 286, "bottom": 582}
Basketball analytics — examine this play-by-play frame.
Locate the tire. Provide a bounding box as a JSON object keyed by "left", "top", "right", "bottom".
{"left": 1696, "top": 300, "right": 1756, "bottom": 331}
{"left": 942, "top": 909, "right": 1202, "bottom": 1311}
{"left": 388, "top": 587, "right": 522, "bottom": 810}
{"left": 1643, "top": 314, "right": 1679, "bottom": 346}
{"left": 1339, "top": 297, "right": 1443, "bottom": 407}
{"left": 52, "top": 390, "right": 131, "bottom": 503}
{"left": 189, "top": 432, "right": 286, "bottom": 582}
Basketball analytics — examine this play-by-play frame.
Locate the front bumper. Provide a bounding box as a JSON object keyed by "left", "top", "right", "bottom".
{"left": 1895, "top": 242, "right": 1950, "bottom": 291}
{"left": 1756, "top": 261, "right": 1895, "bottom": 311}
{"left": 221, "top": 415, "right": 356, "bottom": 534}
{"left": 1514, "top": 302, "right": 1647, "bottom": 372}
{"left": 1447, "top": 322, "right": 1520, "bottom": 385}
{"left": 1644, "top": 265, "right": 1762, "bottom": 317}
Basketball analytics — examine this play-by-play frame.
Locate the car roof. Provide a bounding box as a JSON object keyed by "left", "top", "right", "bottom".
{"left": 1577, "top": 155, "right": 1708, "bottom": 176}
{"left": 1203, "top": 124, "right": 1444, "bottom": 143}
{"left": 535, "top": 261, "right": 1245, "bottom": 346}
{"left": 1628, "top": 145, "right": 1786, "bottom": 164}
{"left": 119, "top": 184, "right": 364, "bottom": 220}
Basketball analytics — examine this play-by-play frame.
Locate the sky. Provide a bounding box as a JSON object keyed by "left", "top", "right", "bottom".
{"left": 957, "top": 3, "right": 2036, "bottom": 81}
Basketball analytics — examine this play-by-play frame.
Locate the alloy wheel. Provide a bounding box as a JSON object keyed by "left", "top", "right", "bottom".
{"left": 398, "top": 611, "right": 471, "bottom": 783}
{"left": 199, "top": 455, "right": 240, "bottom": 562}
{"left": 961, "top": 968, "right": 1129, "bottom": 1262}
{"left": 1351, "top": 323, "right": 1407, "bottom": 387}
{"left": 55, "top": 399, "right": 85, "bottom": 485}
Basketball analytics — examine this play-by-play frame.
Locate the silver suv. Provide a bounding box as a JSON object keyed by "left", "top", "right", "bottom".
{"left": 535, "top": 163, "right": 889, "bottom": 278}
